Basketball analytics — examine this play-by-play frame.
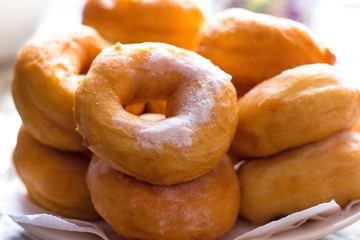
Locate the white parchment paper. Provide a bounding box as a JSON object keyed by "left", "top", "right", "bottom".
{"left": 2, "top": 164, "right": 360, "bottom": 240}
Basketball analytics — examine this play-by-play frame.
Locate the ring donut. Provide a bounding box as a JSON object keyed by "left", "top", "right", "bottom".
{"left": 196, "top": 8, "right": 336, "bottom": 95}
{"left": 238, "top": 131, "right": 360, "bottom": 225}
{"left": 13, "top": 126, "right": 99, "bottom": 220}
{"left": 12, "top": 25, "right": 110, "bottom": 151}
{"left": 87, "top": 155, "right": 240, "bottom": 240}
{"left": 230, "top": 64, "right": 360, "bottom": 158}
{"left": 74, "top": 42, "right": 238, "bottom": 185}
{"left": 82, "top": 0, "right": 205, "bottom": 50}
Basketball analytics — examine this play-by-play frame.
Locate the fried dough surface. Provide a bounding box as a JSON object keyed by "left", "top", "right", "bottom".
{"left": 12, "top": 26, "right": 109, "bottom": 151}
{"left": 196, "top": 8, "right": 336, "bottom": 95}
{"left": 231, "top": 64, "right": 360, "bottom": 158}
{"left": 83, "top": 0, "right": 205, "bottom": 50}
{"left": 13, "top": 126, "right": 99, "bottom": 220}
{"left": 238, "top": 131, "right": 360, "bottom": 225}
{"left": 87, "top": 155, "right": 240, "bottom": 240}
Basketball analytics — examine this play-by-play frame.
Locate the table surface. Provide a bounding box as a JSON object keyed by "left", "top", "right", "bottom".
{"left": 1, "top": 0, "right": 360, "bottom": 239}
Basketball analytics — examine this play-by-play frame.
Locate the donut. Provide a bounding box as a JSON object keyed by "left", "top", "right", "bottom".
{"left": 74, "top": 42, "right": 238, "bottom": 185}
{"left": 230, "top": 64, "right": 360, "bottom": 159}
{"left": 87, "top": 155, "right": 240, "bottom": 240}
{"left": 196, "top": 8, "right": 336, "bottom": 95}
{"left": 238, "top": 131, "right": 360, "bottom": 225}
{"left": 13, "top": 126, "right": 99, "bottom": 220}
{"left": 82, "top": 0, "right": 205, "bottom": 50}
{"left": 12, "top": 25, "right": 110, "bottom": 151}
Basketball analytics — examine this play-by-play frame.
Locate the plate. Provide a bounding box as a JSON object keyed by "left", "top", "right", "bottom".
{"left": 1, "top": 114, "right": 360, "bottom": 240}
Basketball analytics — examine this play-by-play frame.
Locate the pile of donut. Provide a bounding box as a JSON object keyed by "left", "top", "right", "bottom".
{"left": 11, "top": 0, "right": 360, "bottom": 239}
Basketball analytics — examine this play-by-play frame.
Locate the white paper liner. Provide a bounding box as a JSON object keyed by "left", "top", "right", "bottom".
{"left": 1, "top": 165, "right": 360, "bottom": 240}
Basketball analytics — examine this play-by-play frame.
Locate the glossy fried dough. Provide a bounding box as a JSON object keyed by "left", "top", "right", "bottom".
{"left": 12, "top": 26, "right": 109, "bottom": 151}
{"left": 196, "top": 8, "right": 336, "bottom": 95}
{"left": 230, "top": 64, "right": 360, "bottom": 158}
{"left": 87, "top": 155, "right": 240, "bottom": 240}
{"left": 13, "top": 126, "right": 99, "bottom": 220}
{"left": 74, "top": 42, "right": 238, "bottom": 185}
{"left": 238, "top": 131, "right": 360, "bottom": 225}
{"left": 83, "top": 0, "right": 205, "bottom": 50}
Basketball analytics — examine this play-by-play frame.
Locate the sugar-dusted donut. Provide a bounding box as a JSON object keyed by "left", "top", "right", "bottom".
{"left": 12, "top": 25, "right": 110, "bottom": 151}
{"left": 238, "top": 131, "right": 360, "bottom": 225}
{"left": 87, "top": 155, "right": 240, "bottom": 240}
{"left": 231, "top": 64, "right": 360, "bottom": 158}
{"left": 196, "top": 8, "right": 336, "bottom": 95}
{"left": 13, "top": 126, "right": 99, "bottom": 220}
{"left": 82, "top": 0, "right": 205, "bottom": 50}
{"left": 74, "top": 42, "right": 238, "bottom": 185}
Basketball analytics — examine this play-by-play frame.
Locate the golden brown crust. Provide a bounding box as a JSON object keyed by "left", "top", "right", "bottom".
{"left": 230, "top": 64, "right": 360, "bottom": 158}
{"left": 87, "top": 155, "right": 240, "bottom": 240}
{"left": 196, "top": 8, "right": 336, "bottom": 95}
{"left": 238, "top": 131, "right": 360, "bottom": 225}
{"left": 13, "top": 126, "right": 99, "bottom": 220}
{"left": 12, "top": 25, "right": 110, "bottom": 152}
{"left": 83, "top": 0, "right": 205, "bottom": 50}
{"left": 74, "top": 42, "right": 238, "bottom": 185}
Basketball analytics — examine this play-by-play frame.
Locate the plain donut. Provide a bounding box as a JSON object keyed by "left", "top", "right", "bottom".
{"left": 12, "top": 25, "right": 110, "bottom": 151}
{"left": 230, "top": 64, "right": 360, "bottom": 158}
{"left": 238, "top": 131, "right": 360, "bottom": 225}
{"left": 13, "top": 126, "right": 99, "bottom": 220}
{"left": 196, "top": 8, "right": 336, "bottom": 95}
{"left": 82, "top": 0, "right": 205, "bottom": 50}
{"left": 87, "top": 155, "right": 240, "bottom": 240}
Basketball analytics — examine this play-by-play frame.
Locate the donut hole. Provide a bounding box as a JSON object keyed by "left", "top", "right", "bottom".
{"left": 124, "top": 103, "right": 145, "bottom": 115}
{"left": 79, "top": 60, "right": 91, "bottom": 76}
{"left": 145, "top": 99, "right": 167, "bottom": 115}
{"left": 139, "top": 113, "right": 165, "bottom": 122}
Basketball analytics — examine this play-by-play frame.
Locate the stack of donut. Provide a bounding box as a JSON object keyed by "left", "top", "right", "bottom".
{"left": 12, "top": 25, "right": 110, "bottom": 220}
{"left": 12, "top": 0, "right": 241, "bottom": 239}
{"left": 11, "top": 0, "right": 360, "bottom": 239}
{"left": 231, "top": 63, "right": 360, "bottom": 225}
{"left": 194, "top": 8, "right": 360, "bottom": 226}
{"left": 74, "top": 41, "right": 240, "bottom": 239}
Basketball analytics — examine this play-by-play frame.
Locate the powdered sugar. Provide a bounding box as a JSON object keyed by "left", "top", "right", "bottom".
{"left": 136, "top": 117, "right": 193, "bottom": 151}
{"left": 145, "top": 44, "right": 230, "bottom": 120}
{"left": 133, "top": 44, "right": 231, "bottom": 151}
{"left": 145, "top": 45, "right": 230, "bottom": 93}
